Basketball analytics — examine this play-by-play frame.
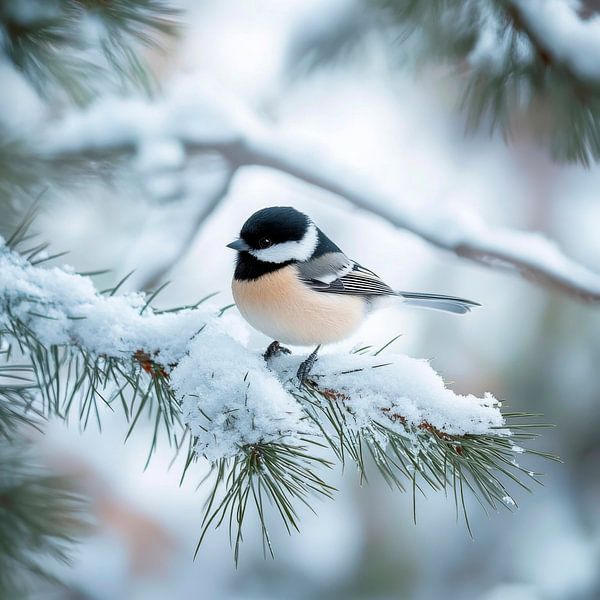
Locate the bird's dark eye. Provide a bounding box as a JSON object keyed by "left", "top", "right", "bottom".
{"left": 258, "top": 237, "right": 273, "bottom": 249}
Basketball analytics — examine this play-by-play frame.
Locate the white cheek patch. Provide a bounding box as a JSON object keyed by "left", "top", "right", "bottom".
{"left": 249, "top": 223, "right": 318, "bottom": 264}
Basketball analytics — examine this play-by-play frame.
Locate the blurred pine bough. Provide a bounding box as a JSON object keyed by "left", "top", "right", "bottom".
{"left": 0, "top": 0, "right": 177, "bottom": 103}
{"left": 289, "top": 0, "right": 600, "bottom": 166}
{"left": 0, "top": 0, "right": 179, "bottom": 596}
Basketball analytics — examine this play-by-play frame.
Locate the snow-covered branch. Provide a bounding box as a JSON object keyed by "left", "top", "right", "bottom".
{"left": 0, "top": 237, "right": 507, "bottom": 456}
{"left": 124, "top": 163, "right": 237, "bottom": 291}
{"left": 507, "top": 0, "right": 600, "bottom": 83}
{"left": 42, "top": 78, "right": 600, "bottom": 301}
{"left": 1, "top": 237, "right": 548, "bottom": 555}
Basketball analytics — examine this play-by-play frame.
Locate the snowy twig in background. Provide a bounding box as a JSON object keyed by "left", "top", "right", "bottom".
{"left": 126, "top": 161, "right": 237, "bottom": 291}
{"left": 42, "top": 78, "right": 600, "bottom": 301}
{"left": 293, "top": 1, "right": 600, "bottom": 164}
{"left": 0, "top": 0, "right": 179, "bottom": 104}
{"left": 374, "top": 0, "right": 600, "bottom": 165}
{"left": 507, "top": 0, "right": 600, "bottom": 84}
{"left": 0, "top": 234, "right": 555, "bottom": 560}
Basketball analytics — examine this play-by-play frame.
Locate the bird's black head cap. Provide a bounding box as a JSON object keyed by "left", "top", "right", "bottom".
{"left": 239, "top": 206, "right": 310, "bottom": 249}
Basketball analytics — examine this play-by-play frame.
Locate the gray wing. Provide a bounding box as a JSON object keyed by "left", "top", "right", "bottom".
{"left": 297, "top": 252, "right": 396, "bottom": 297}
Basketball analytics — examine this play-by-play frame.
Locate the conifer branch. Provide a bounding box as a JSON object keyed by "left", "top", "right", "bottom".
{"left": 370, "top": 0, "right": 600, "bottom": 165}
{"left": 0, "top": 0, "right": 180, "bottom": 103}
{"left": 0, "top": 236, "right": 556, "bottom": 562}
{"left": 0, "top": 439, "right": 85, "bottom": 597}
{"left": 290, "top": 1, "right": 600, "bottom": 165}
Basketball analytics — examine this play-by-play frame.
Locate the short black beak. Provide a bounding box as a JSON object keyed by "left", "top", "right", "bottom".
{"left": 226, "top": 239, "right": 250, "bottom": 251}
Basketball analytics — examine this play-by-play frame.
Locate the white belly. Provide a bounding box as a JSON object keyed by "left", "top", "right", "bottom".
{"left": 232, "top": 265, "right": 366, "bottom": 346}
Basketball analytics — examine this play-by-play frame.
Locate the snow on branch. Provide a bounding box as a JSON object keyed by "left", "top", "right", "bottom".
{"left": 0, "top": 236, "right": 551, "bottom": 557}
{"left": 0, "top": 238, "right": 304, "bottom": 455}
{"left": 0, "top": 236, "right": 505, "bottom": 455}
{"left": 508, "top": 0, "right": 600, "bottom": 83}
{"left": 41, "top": 77, "right": 600, "bottom": 301}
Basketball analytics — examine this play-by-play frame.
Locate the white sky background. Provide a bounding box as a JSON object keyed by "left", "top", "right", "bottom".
{"left": 25, "top": 0, "right": 600, "bottom": 598}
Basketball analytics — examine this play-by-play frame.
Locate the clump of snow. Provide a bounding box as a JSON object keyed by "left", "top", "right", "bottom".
{"left": 502, "top": 495, "right": 516, "bottom": 506}
{"left": 0, "top": 240, "right": 206, "bottom": 365}
{"left": 135, "top": 137, "right": 185, "bottom": 173}
{"left": 270, "top": 352, "right": 507, "bottom": 437}
{"left": 171, "top": 328, "right": 309, "bottom": 461}
{"left": 0, "top": 240, "right": 308, "bottom": 456}
{"left": 41, "top": 76, "right": 261, "bottom": 157}
{"left": 42, "top": 97, "right": 163, "bottom": 155}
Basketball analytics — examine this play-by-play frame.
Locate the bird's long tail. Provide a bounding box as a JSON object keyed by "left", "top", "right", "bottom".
{"left": 398, "top": 291, "right": 480, "bottom": 315}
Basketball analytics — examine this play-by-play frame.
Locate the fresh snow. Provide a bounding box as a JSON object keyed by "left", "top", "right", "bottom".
{"left": 0, "top": 241, "right": 206, "bottom": 366}
{"left": 502, "top": 495, "right": 516, "bottom": 507}
{"left": 171, "top": 328, "right": 309, "bottom": 461}
{"left": 270, "top": 352, "right": 507, "bottom": 438}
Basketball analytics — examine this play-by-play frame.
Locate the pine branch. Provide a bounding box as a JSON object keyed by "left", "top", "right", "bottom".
{"left": 195, "top": 442, "right": 335, "bottom": 563}
{"left": 39, "top": 82, "right": 600, "bottom": 301}
{"left": 298, "top": 382, "right": 552, "bottom": 523}
{"left": 0, "top": 0, "right": 180, "bottom": 103}
{"left": 0, "top": 362, "right": 40, "bottom": 438}
{"left": 370, "top": 0, "right": 600, "bottom": 165}
{"left": 0, "top": 440, "right": 86, "bottom": 598}
{"left": 0, "top": 237, "right": 556, "bottom": 562}
{"left": 288, "top": 1, "right": 600, "bottom": 165}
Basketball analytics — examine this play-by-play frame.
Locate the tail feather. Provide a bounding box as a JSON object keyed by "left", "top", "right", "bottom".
{"left": 398, "top": 291, "right": 480, "bottom": 315}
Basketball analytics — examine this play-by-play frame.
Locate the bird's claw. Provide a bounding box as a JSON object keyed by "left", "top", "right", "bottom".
{"left": 263, "top": 341, "right": 291, "bottom": 361}
{"left": 296, "top": 345, "right": 320, "bottom": 387}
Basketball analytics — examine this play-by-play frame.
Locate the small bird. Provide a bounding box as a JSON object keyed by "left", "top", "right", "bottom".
{"left": 227, "top": 207, "right": 479, "bottom": 382}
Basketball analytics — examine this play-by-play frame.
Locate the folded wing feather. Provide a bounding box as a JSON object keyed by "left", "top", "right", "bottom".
{"left": 297, "top": 252, "right": 479, "bottom": 313}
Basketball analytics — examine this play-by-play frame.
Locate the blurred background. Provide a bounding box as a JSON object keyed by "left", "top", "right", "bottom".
{"left": 2, "top": 1, "right": 600, "bottom": 598}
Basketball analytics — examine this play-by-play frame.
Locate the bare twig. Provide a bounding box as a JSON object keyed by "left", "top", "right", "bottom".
{"left": 128, "top": 162, "right": 237, "bottom": 291}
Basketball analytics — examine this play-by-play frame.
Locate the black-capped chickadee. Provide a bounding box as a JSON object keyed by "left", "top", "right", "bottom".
{"left": 227, "top": 206, "right": 479, "bottom": 381}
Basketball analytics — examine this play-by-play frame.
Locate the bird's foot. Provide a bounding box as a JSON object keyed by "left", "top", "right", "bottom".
{"left": 263, "top": 341, "right": 291, "bottom": 361}
{"left": 296, "top": 345, "right": 320, "bottom": 387}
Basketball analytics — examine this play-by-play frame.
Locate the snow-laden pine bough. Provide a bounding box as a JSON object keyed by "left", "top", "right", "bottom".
{"left": 0, "top": 228, "right": 557, "bottom": 562}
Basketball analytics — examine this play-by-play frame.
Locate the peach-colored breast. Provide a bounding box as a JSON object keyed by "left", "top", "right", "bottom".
{"left": 232, "top": 266, "right": 366, "bottom": 346}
